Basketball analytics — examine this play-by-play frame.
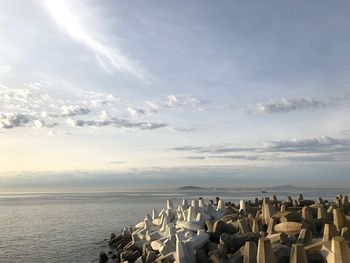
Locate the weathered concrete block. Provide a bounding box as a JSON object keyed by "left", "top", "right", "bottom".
{"left": 145, "top": 250, "right": 157, "bottom": 263}
{"left": 251, "top": 218, "right": 262, "bottom": 234}
{"left": 159, "top": 239, "right": 176, "bottom": 256}
{"left": 333, "top": 208, "right": 350, "bottom": 232}
{"left": 257, "top": 237, "right": 276, "bottom": 263}
{"left": 290, "top": 244, "right": 308, "bottom": 263}
{"left": 296, "top": 228, "right": 312, "bottom": 245}
{"left": 185, "top": 231, "right": 209, "bottom": 250}
{"left": 272, "top": 244, "right": 290, "bottom": 263}
{"left": 341, "top": 226, "right": 350, "bottom": 241}
{"left": 213, "top": 220, "right": 236, "bottom": 237}
{"left": 266, "top": 217, "right": 278, "bottom": 234}
{"left": 262, "top": 198, "right": 274, "bottom": 225}
{"left": 321, "top": 236, "right": 350, "bottom": 263}
{"left": 331, "top": 236, "right": 350, "bottom": 263}
{"left": 266, "top": 232, "right": 288, "bottom": 244}
{"left": 243, "top": 241, "right": 257, "bottom": 263}
{"left": 278, "top": 211, "right": 302, "bottom": 223}
{"left": 237, "top": 218, "right": 251, "bottom": 234}
{"left": 175, "top": 235, "right": 195, "bottom": 263}
{"left": 317, "top": 206, "right": 328, "bottom": 221}
{"left": 323, "top": 223, "right": 338, "bottom": 241}
{"left": 274, "top": 222, "right": 303, "bottom": 235}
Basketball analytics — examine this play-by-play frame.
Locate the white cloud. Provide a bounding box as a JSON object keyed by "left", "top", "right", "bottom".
{"left": 253, "top": 94, "right": 350, "bottom": 114}
{"left": 127, "top": 107, "right": 146, "bottom": 117}
{"left": 60, "top": 105, "right": 90, "bottom": 117}
{"left": 0, "top": 64, "right": 11, "bottom": 72}
{"left": 128, "top": 94, "right": 206, "bottom": 117}
{"left": 42, "top": 0, "right": 152, "bottom": 82}
{"left": 0, "top": 83, "right": 199, "bottom": 133}
{"left": 0, "top": 113, "right": 32, "bottom": 129}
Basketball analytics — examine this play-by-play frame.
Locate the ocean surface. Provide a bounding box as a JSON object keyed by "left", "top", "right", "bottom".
{"left": 0, "top": 188, "right": 349, "bottom": 263}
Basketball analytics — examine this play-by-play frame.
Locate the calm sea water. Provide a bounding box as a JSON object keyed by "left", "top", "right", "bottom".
{"left": 0, "top": 188, "right": 348, "bottom": 263}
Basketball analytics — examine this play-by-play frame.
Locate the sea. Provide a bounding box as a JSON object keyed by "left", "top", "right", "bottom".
{"left": 0, "top": 188, "right": 348, "bottom": 263}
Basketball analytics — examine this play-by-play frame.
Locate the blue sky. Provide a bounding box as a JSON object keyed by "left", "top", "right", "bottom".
{"left": 1, "top": 0, "right": 350, "bottom": 190}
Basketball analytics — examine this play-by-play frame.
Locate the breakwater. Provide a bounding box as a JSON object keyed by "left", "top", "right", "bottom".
{"left": 102, "top": 194, "right": 350, "bottom": 262}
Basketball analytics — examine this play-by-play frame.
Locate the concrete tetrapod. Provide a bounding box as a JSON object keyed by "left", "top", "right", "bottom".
{"left": 257, "top": 237, "right": 277, "bottom": 263}
{"left": 243, "top": 241, "right": 257, "bottom": 263}
{"left": 290, "top": 244, "right": 308, "bottom": 263}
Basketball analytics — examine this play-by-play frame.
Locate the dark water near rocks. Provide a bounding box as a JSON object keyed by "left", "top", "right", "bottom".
{"left": 0, "top": 188, "right": 348, "bottom": 263}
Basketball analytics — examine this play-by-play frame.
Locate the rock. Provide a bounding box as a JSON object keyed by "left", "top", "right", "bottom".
{"left": 110, "top": 232, "right": 117, "bottom": 240}
{"left": 121, "top": 250, "right": 142, "bottom": 262}
{"left": 109, "top": 234, "right": 123, "bottom": 246}
{"left": 99, "top": 252, "right": 109, "bottom": 263}
{"left": 196, "top": 249, "right": 210, "bottom": 263}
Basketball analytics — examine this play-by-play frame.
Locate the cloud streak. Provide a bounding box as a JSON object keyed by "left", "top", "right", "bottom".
{"left": 253, "top": 94, "right": 349, "bottom": 114}
{"left": 256, "top": 98, "right": 327, "bottom": 113}
{"left": 67, "top": 117, "right": 167, "bottom": 130}
{"left": 173, "top": 136, "right": 350, "bottom": 163}
{"left": 42, "top": 0, "right": 152, "bottom": 82}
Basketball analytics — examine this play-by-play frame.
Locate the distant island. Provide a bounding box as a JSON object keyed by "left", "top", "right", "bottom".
{"left": 176, "top": 185, "right": 305, "bottom": 191}
{"left": 177, "top": 186, "right": 204, "bottom": 190}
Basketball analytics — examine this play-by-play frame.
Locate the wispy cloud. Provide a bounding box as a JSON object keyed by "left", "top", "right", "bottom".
{"left": 42, "top": 0, "right": 152, "bottom": 82}
{"left": 172, "top": 136, "right": 350, "bottom": 163}
{"left": 67, "top": 117, "right": 167, "bottom": 130}
{"left": 256, "top": 98, "right": 327, "bottom": 113}
{"left": 252, "top": 94, "right": 349, "bottom": 114}
{"left": 184, "top": 156, "right": 206, "bottom": 160}
{"left": 109, "top": 161, "right": 127, "bottom": 164}
{"left": 127, "top": 94, "right": 206, "bottom": 117}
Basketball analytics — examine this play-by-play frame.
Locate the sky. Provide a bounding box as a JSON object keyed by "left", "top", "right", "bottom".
{"left": 1, "top": 0, "right": 350, "bottom": 191}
